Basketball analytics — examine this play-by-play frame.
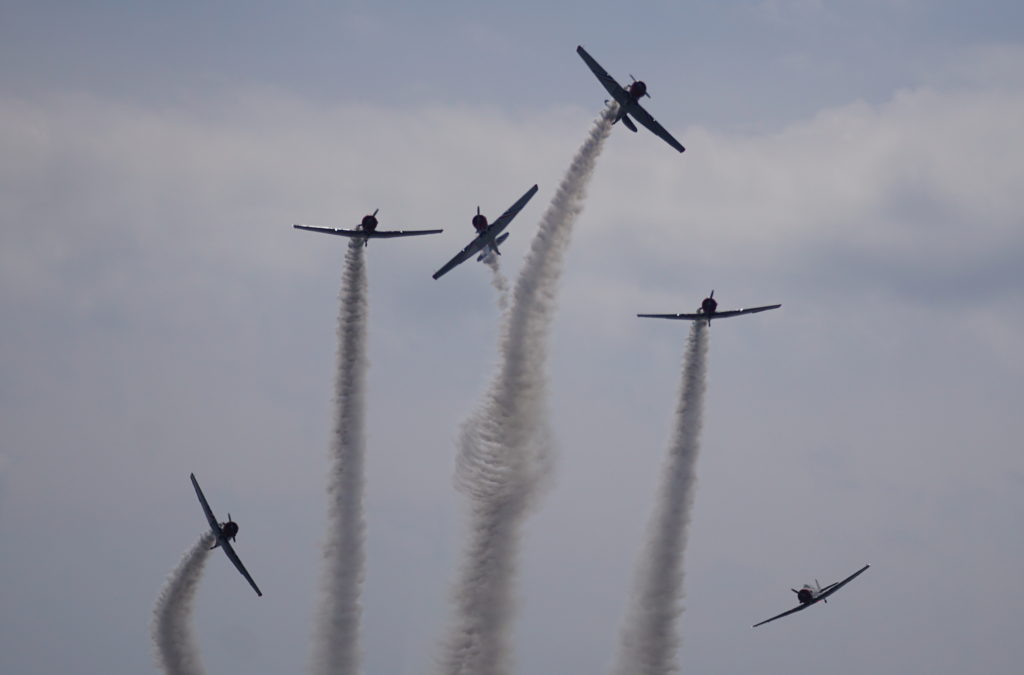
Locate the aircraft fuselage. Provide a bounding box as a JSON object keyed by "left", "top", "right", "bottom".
{"left": 220, "top": 520, "right": 238, "bottom": 542}
{"left": 360, "top": 214, "right": 378, "bottom": 232}
{"left": 628, "top": 80, "right": 647, "bottom": 100}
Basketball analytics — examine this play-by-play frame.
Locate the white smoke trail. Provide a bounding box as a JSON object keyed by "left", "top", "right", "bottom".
{"left": 313, "top": 239, "right": 368, "bottom": 675}
{"left": 152, "top": 532, "right": 215, "bottom": 675}
{"left": 439, "top": 106, "right": 616, "bottom": 675}
{"left": 612, "top": 321, "right": 709, "bottom": 675}
{"left": 483, "top": 254, "right": 510, "bottom": 311}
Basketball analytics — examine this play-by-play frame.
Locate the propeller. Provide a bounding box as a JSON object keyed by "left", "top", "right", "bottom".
{"left": 477, "top": 206, "right": 481, "bottom": 215}
{"left": 372, "top": 208, "right": 378, "bottom": 217}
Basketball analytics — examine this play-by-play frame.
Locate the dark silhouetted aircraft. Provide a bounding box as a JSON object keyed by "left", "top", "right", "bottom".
{"left": 190, "top": 473, "right": 262, "bottom": 597}
{"left": 432, "top": 184, "right": 538, "bottom": 280}
{"left": 294, "top": 209, "right": 442, "bottom": 245}
{"left": 638, "top": 291, "right": 781, "bottom": 326}
{"left": 577, "top": 45, "right": 685, "bottom": 153}
{"left": 753, "top": 564, "right": 870, "bottom": 628}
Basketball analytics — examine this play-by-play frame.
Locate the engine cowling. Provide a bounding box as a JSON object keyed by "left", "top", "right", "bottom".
{"left": 628, "top": 80, "right": 647, "bottom": 99}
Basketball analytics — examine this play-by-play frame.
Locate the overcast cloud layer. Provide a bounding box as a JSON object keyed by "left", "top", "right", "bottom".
{"left": 1, "top": 3, "right": 1023, "bottom": 674}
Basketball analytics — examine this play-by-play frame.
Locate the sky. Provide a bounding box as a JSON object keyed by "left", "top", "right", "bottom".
{"left": 2, "top": 1, "right": 1023, "bottom": 673}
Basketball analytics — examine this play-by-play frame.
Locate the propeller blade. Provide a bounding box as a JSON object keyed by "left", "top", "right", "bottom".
{"left": 372, "top": 208, "right": 378, "bottom": 216}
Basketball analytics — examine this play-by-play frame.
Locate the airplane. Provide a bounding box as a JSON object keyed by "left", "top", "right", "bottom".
{"left": 432, "top": 184, "right": 539, "bottom": 280}
{"left": 190, "top": 473, "right": 263, "bottom": 597}
{"left": 637, "top": 291, "right": 781, "bottom": 326}
{"left": 293, "top": 209, "right": 443, "bottom": 245}
{"left": 752, "top": 564, "right": 870, "bottom": 628}
{"left": 576, "top": 45, "right": 686, "bottom": 153}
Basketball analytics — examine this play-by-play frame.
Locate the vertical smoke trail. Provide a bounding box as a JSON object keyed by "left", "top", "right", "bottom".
{"left": 313, "top": 238, "right": 368, "bottom": 675}
{"left": 483, "top": 254, "right": 510, "bottom": 311}
{"left": 152, "top": 532, "right": 215, "bottom": 675}
{"left": 439, "top": 106, "right": 616, "bottom": 675}
{"left": 612, "top": 321, "right": 709, "bottom": 675}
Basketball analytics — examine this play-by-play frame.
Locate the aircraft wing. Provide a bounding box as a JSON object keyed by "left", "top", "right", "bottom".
{"left": 818, "top": 564, "right": 870, "bottom": 601}
{"left": 752, "top": 602, "right": 811, "bottom": 628}
{"left": 576, "top": 45, "right": 632, "bottom": 108}
{"left": 624, "top": 101, "right": 686, "bottom": 153}
{"left": 190, "top": 473, "right": 221, "bottom": 535}
{"left": 219, "top": 538, "right": 263, "bottom": 597}
{"left": 485, "top": 184, "right": 539, "bottom": 238}
{"left": 432, "top": 184, "right": 538, "bottom": 280}
{"left": 432, "top": 238, "right": 486, "bottom": 280}
{"left": 637, "top": 312, "right": 704, "bottom": 320}
{"left": 707, "top": 304, "right": 782, "bottom": 319}
{"left": 293, "top": 225, "right": 443, "bottom": 238}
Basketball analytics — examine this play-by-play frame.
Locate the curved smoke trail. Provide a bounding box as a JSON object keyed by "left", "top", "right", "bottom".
{"left": 612, "top": 321, "right": 709, "bottom": 675}
{"left": 313, "top": 239, "right": 368, "bottom": 675}
{"left": 152, "top": 531, "right": 215, "bottom": 675}
{"left": 439, "top": 106, "right": 616, "bottom": 675}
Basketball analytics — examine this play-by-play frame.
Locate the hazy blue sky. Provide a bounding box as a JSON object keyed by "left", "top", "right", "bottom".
{"left": 2, "top": 1, "right": 1023, "bottom": 674}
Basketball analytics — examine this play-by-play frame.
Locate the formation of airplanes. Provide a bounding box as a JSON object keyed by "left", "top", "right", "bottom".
{"left": 184, "top": 46, "right": 870, "bottom": 634}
